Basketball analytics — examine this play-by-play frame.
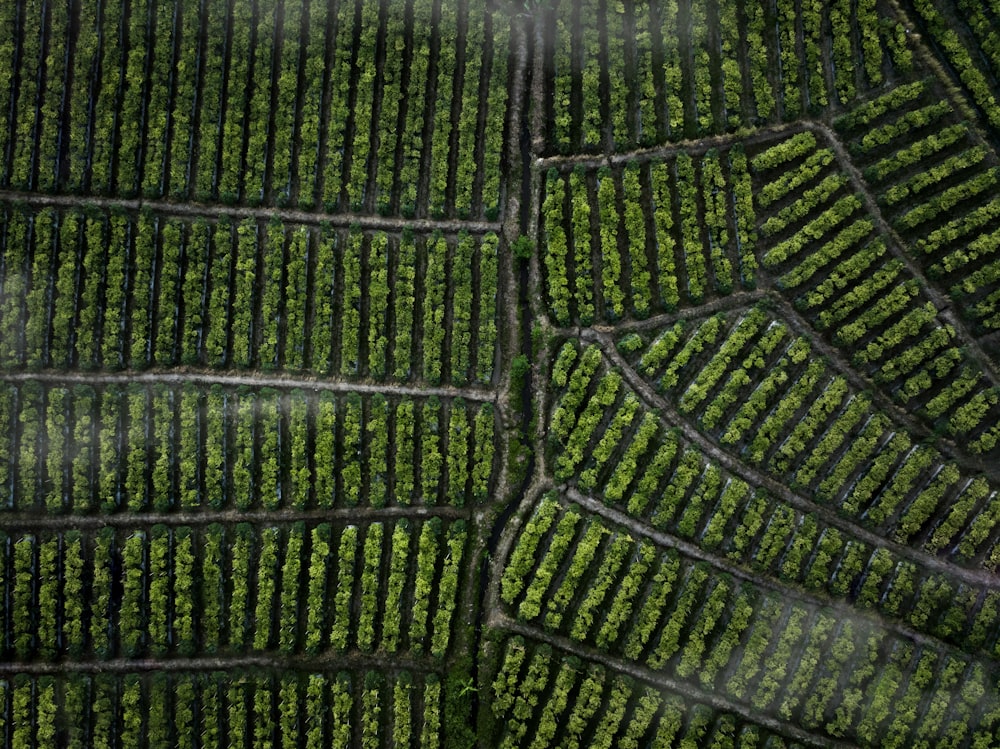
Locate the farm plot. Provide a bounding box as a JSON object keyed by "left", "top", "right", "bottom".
{"left": 906, "top": 0, "right": 1000, "bottom": 132}
{"left": 0, "top": 203, "right": 500, "bottom": 385}
{"left": 747, "top": 128, "right": 1000, "bottom": 451}
{"left": 540, "top": 149, "right": 757, "bottom": 325}
{"left": 6, "top": 0, "right": 1000, "bottom": 743}
{"left": 489, "top": 636, "right": 803, "bottom": 749}
{"left": 0, "top": 518, "right": 468, "bottom": 660}
{"left": 0, "top": 382, "right": 495, "bottom": 514}
{"left": 543, "top": 341, "right": 1000, "bottom": 656}
{"left": 0, "top": 0, "right": 509, "bottom": 219}
{"left": 497, "top": 492, "right": 1000, "bottom": 748}
{"left": 542, "top": 0, "right": 914, "bottom": 153}
{"left": 0, "top": 669, "right": 446, "bottom": 748}
{"left": 833, "top": 80, "right": 1000, "bottom": 340}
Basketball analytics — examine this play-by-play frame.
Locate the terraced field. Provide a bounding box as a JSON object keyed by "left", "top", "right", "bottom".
{"left": 3, "top": 0, "right": 1000, "bottom": 746}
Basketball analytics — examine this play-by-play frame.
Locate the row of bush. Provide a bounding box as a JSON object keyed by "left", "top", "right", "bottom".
{"left": 500, "top": 497, "right": 1000, "bottom": 745}
{"left": 545, "top": 0, "right": 907, "bottom": 153}
{"left": 0, "top": 381, "right": 495, "bottom": 513}
{"left": 575, "top": 327, "right": 1000, "bottom": 579}
{"left": 2, "top": 0, "right": 507, "bottom": 218}
{"left": 542, "top": 152, "right": 760, "bottom": 323}
{"left": 0, "top": 205, "right": 500, "bottom": 384}
{"left": 912, "top": 0, "right": 1000, "bottom": 131}
{"left": 2, "top": 519, "right": 466, "bottom": 661}
{"left": 490, "top": 637, "right": 757, "bottom": 748}
{"left": 0, "top": 669, "right": 444, "bottom": 749}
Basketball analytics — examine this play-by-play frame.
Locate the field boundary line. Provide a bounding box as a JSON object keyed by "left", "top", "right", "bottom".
{"left": 0, "top": 190, "right": 504, "bottom": 235}
{"left": 0, "top": 652, "right": 440, "bottom": 676}
{"left": 0, "top": 505, "right": 469, "bottom": 530}
{"left": 0, "top": 369, "right": 498, "bottom": 402}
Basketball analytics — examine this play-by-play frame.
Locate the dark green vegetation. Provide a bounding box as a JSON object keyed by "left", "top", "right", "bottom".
{"left": 3, "top": 0, "right": 1000, "bottom": 746}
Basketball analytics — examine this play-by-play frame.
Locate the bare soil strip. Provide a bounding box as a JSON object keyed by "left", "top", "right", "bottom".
{"left": 0, "top": 368, "right": 498, "bottom": 402}
{"left": 0, "top": 651, "right": 439, "bottom": 675}
{"left": 0, "top": 505, "right": 469, "bottom": 530}
{"left": 0, "top": 189, "right": 503, "bottom": 235}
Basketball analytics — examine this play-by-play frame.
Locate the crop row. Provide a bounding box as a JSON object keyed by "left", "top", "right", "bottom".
{"left": 0, "top": 381, "right": 495, "bottom": 513}
{"left": 953, "top": 0, "right": 1000, "bottom": 112}
{"left": 500, "top": 496, "right": 1000, "bottom": 747}
{"left": 547, "top": 342, "right": 1000, "bottom": 653}
{"left": 748, "top": 131, "right": 1000, "bottom": 449}
{"left": 544, "top": 0, "right": 911, "bottom": 152}
{"left": 0, "top": 204, "right": 499, "bottom": 384}
{"left": 489, "top": 636, "right": 803, "bottom": 749}
{"left": 0, "top": 518, "right": 466, "bottom": 661}
{"left": 0, "top": 668, "right": 444, "bottom": 749}
{"left": 0, "top": 0, "right": 509, "bottom": 219}
{"left": 909, "top": 0, "right": 1000, "bottom": 132}
{"left": 836, "top": 81, "right": 1000, "bottom": 336}
{"left": 614, "top": 319, "right": 1000, "bottom": 563}
{"left": 541, "top": 152, "right": 756, "bottom": 324}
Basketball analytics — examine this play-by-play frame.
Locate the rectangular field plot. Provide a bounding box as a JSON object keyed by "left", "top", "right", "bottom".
{"left": 0, "top": 204, "right": 500, "bottom": 385}
{"left": 0, "top": 669, "right": 447, "bottom": 748}
{"left": 0, "top": 518, "right": 468, "bottom": 660}
{"left": 0, "top": 0, "right": 509, "bottom": 220}
{"left": 540, "top": 151, "right": 757, "bottom": 325}
{"left": 542, "top": 0, "right": 914, "bottom": 153}
{"left": 0, "top": 382, "right": 496, "bottom": 514}
{"left": 833, "top": 81, "right": 1000, "bottom": 338}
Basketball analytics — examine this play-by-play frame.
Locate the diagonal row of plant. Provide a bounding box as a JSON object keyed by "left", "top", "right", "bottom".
{"left": 834, "top": 79, "right": 1000, "bottom": 341}
{"left": 546, "top": 340, "right": 1000, "bottom": 658}
{"left": 0, "top": 517, "right": 467, "bottom": 663}
{"left": 748, "top": 128, "right": 1000, "bottom": 452}
{"left": 489, "top": 635, "right": 808, "bottom": 749}
{"left": 500, "top": 492, "right": 1000, "bottom": 748}
{"left": 616, "top": 319, "right": 1000, "bottom": 566}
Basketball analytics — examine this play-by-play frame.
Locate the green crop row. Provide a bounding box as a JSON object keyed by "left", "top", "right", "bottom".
{"left": 0, "top": 519, "right": 466, "bottom": 661}
{"left": 500, "top": 498, "right": 1000, "bottom": 747}
{"left": 0, "top": 205, "right": 499, "bottom": 384}
{"left": 0, "top": 0, "right": 508, "bottom": 219}
{"left": 0, "top": 669, "right": 444, "bottom": 749}
{"left": 490, "top": 636, "right": 795, "bottom": 749}
{"left": 546, "top": 0, "right": 902, "bottom": 153}
{"left": 0, "top": 381, "right": 495, "bottom": 513}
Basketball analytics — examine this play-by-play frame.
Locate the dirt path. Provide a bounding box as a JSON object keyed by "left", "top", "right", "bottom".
{"left": 0, "top": 504, "right": 468, "bottom": 531}
{"left": 0, "top": 651, "right": 438, "bottom": 675}
{"left": 533, "top": 119, "right": 805, "bottom": 170}
{"left": 489, "top": 613, "right": 853, "bottom": 749}
{"left": 0, "top": 368, "right": 497, "bottom": 402}
{"left": 0, "top": 188, "right": 503, "bottom": 235}
{"left": 586, "top": 327, "right": 1000, "bottom": 591}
